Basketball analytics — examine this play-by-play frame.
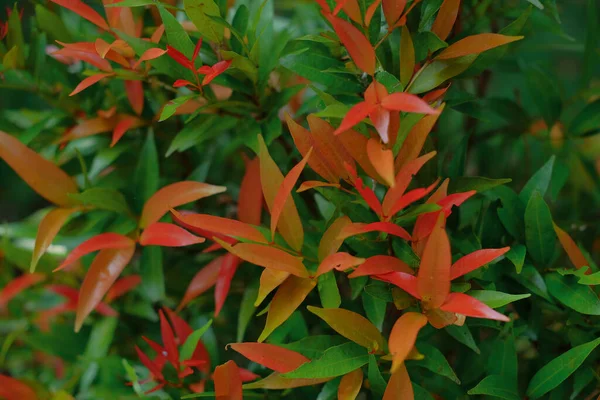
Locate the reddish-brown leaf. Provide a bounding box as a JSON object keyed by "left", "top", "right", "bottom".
{"left": 55, "top": 233, "right": 135, "bottom": 272}
{"left": 314, "top": 252, "right": 366, "bottom": 277}
{"left": 166, "top": 45, "right": 193, "bottom": 70}
{"left": 140, "top": 181, "right": 226, "bottom": 228}
{"left": 332, "top": 17, "right": 376, "bottom": 75}
{"left": 297, "top": 181, "right": 340, "bottom": 192}
{"left": 307, "top": 115, "right": 355, "bottom": 181}
{"left": 70, "top": 73, "right": 114, "bottom": 96}
{"left": 440, "top": 293, "right": 510, "bottom": 322}
{"left": 431, "top": 0, "right": 460, "bottom": 41}
{"left": 125, "top": 80, "right": 144, "bottom": 115}
{"left": 0, "top": 374, "right": 39, "bottom": 400}
{"left": 450, "top": 247, "right": 510, "bottom": 280}
{"left": 105, "top": 275, "right": 141, "bottom": 303}
{"left": 334, "top": 102, "right": 375, "bottom": 135}
{"left": 0, "top": 131, "right": 79, "bottom": 206}
{"left": 50, "top": 0, "right": 109, "bottom": 30}
{"left": 396, "top": 106, "right": 444, "bottom": 170}
{"left": 238, "top": 157, "right": 263, "bottom": 225}
{"left": 382, "top": 363, "right": 414, "bottom": 400}
{"left": 381, "top": 92, "right": 439, "bottom": 114}
{"left": 436, "top": 33, "right": 523, "bottom": 60}
{"left": 338, "top": 368, "right": 363, "bottom": 400}
{"left": 367, "top": 138, "right": 395, "bottom": 187}
{"left": 178, "top": 256, "right": 223, "bottom": 310}
{"left": 383, "top": 0, "right": 407, "bottom": 28}
{"left": 399, "top": 25, "right": 415, "bottom": 86}
{"left": 349, "top": 255, "right": 413, "bottom": 278}
{"left": 365, "top": 0, "right": 383, "bottom": 27}
{"left": 375, "top": 272, "right": 420, "bottom": 299}
{"left": 388, "top": 312, "right": 427, "bottom": 372}
{"left": 0, "top": 273, "right": 45, "bottom": 308}
{"left": 139, "top": 222, "right": 205, "bottom": 247}
{"left": 386, "top": 179, "right": 440, "bottom": 217}
{"left": 31, "top": 207, "right": 77, "bottom": 272}
{"left": 228, "top": 343, "right": 309, "bottom": 373}
{"left": 554, "top": 224, "right": 589, "bottom": 269}
{"left": 110, "top": 116, "right": 135, "bottom": 147}
{"left": 334, "top": 0, "right": 362, "bottom": 24}
{"left": 159, "top": 310, "right": 180, "bottom": 368}
{"left": 214, "top": 254, "right": 241, "bottom": 316}
{"left": 132, "top": 47, "right": 167, "bottom": 70}
{"left": 417, "top": 213, "right": 451, "bottom": 309}
{"left": 339, "top": 222, "right": 411, "bottom": 241}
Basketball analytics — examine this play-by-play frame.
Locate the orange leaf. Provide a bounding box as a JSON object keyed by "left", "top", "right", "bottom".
{"left": 440, "top": 293, "right": 510, "bottom": 322}
{"left": 60, "top": 117, "right": 115, "bottom": 143}
{"left": 110, "top": 116, "right": 136, "bottom": 147}
{"left": 50, "top": 0, "right": 109, "bottom": 30}
{"left": 214, "top": 253, "right": 241, "bottom": 316}
{"left": 227, "top": 343, "right": 309, "bottom": 373}
{"left": 55, "top": 233, "right": 135, "bottom": 272}
{"left": 31, "top": 207, "right": 77, "bottom": 272}
{"left": 388, "top": 312, "right": 427, "bottom": 372}
{"left": 349, "top": 255, "right": 413, "bottom": 278}
{"left": 258, "top": 276, "right": 315, "bottom": 342}
{"left": 339, "top": 222, "right": 411, "bottom": 241}
{"left": 374, "top": 272, "right": 420, "bottom": 299}
{"left": 243, "top": 373, "right": 332, "bottom": 389}
{"left": 125, "top": 80, "right": 144, "bottom": 115}
{"left": 337, "top": 128, "right": 383, "bottom": 183}
{"left": 412, "top": 190, "right": 476, "bottom": 241}
{"left": 0, "top": 273, "right": 45, "bottom": 308}
{"left": 270, "top": 149, "right": 312, "bottom": 240}
{"left": 365, "top": 0, "right": 383, "bottom": 27}
{"left": 297, "top": 181, "right": 341, "bottom": 193}
{"left": 335, "top": 0, "right": 362, "bottom": 24}
{"left": 216, "top": 239, "right": 309, "bottom": 278}
{"left": 367, "top": 138, "right": 395, "bottom": 187}
{"left": 132, "top": 47, "right": 167, "bottom": 70}
{"left": 75, "top": 245, "right": 135, "bottom": 331}
{"left": 0, "top": 131, "right": 79, "bottom": 206}
{"left": 431, "top": 0, "right": 460, "bottom": 41}
{"left": 338, "top": 368, "right": 363, "bottom": 400}
{"left": 383, "top": 0, "right": 407, "bottom": 29}
{"left": 70, "top": 73, "right": 114, "bottom": 96}
{"left": 173, "top": 211, "right": 267, "bottom": 244}
{"left": 140, "top": 222, "right": 205, "bottom": 247}
{"left": 214, "top": 360, "right": 243, "bottom": 400}
{"left": 238, "top": 157, "right": 263, "bottom": 225}
{"left": 554, "top": 224, "right": 589, "bottom": 269}
{"left": 416, "top": 214, "right": 451, "bottom": 308}
{"left": 105, "top": 275, "right": 141, "bottom": 303}
{"left": 314, "top": 252, "right": 366, "bottom": 277}
{"left": 258, "top": 135, "right": 304, "bottom": 251}
{"left": 178, "top": 256, "right": 222, "bottom": 310}
{"left": 0, "top": 374, "right": 38, "bottom": 400}
{"left": 307, "top": 306, "right": 386, "bottom": 352}
{"left": 307, "top": 115, "right": 355, "bottom": 181}
{"left": 382, "top": 363, "right": 414, "bottom": 400}
{"left": 334, "top": 102, "right": 375, "bottom": 135}
{"left": 140, "top": 181, "right": 226, "bottom": 228}
{"left": 450, "top": 247, "right": 510, "bottom": 280}
{"left": 436, "top": 33, "right": 523, "bottom": 60}
{"left": 386, "top": 178, "right": 439, "bottom": 217}
{"left": 381, "top": 92, "right": 439, "bottom": 114}
{"left": 399, "top": 25, "right": 415, "bottom": 86}
{"left": 396, "top": 106, "right": 444, "bottom": 170}
{"left": 318, "top": 216, "right": 351, "bottom": 261}
{"left": 332, "top": 17, "right": 376, "bottom": 75}
{"left": 255, "top": 269, "right": 290, "bottom": 307}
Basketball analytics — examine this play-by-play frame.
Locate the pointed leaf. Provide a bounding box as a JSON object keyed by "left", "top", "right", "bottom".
{"left": 31, "top": 208, "right": 77, "bottom": 272}
{"left": 349, "top": 255, "right": 413, "bottom": 278}
{"left": 383, "top": 0, "right": 407, "bottom": 27}
{"left": 50, "top": 0, "right": 109, "bottom": 30}
{"left": 214, "top": 254, "right": 240, "bottom": 316}
{"left": 238, "top": 158, "right": 262, "bottom": 225}
{"left": 439, "top": 293, "right": 510, "bottom": 322}
{"left": 55, "top": 233, "right": 135, "bottom": 272}
{"left": 173, "top": 211, "right": 267, "bottom": 244}
{"left": 367, "top": 138, "right": 395, "bottom": 187}
{"left": 524, "top": 192, "right": 556, "bottom": 266}
{"left": 318, "top": 216, "right": 351, "bottom": 261}
{"left": 375, "top": 272, "right": 420, "bottom": 299}
{"left": 339, "top": 222, "right": 411, "bottom": 241}
{"left": 315, "top": 252, "right": 366, "bottom": 277}
{"left": 338, "top": 368, "right": 363, "bottom": 400}
{"left": 450, "top": 247, "right": 510, "bottom": 280}
{"left": 178, "top": 256, "right": 222, "bottom": 310}
{"left": 255, "top": 269, "right": 290, "bottom": 307}
{"left": 228, "top": 343, "right": 309, "bottom": 373}
{"left": 381, "top": 92, "right": 439, "bottom": 114}
{"left": 334, "top": 102, "right": 375, "bottom": 135}
{"left": 105, "top": 275, "right": 141, "bottom": 303}
{"left": 383, "top": 363, "right": 414, "bottom": 400}
{"left": 159, "top": 309, "right": 180, "bottom": 367}
{"left": 283, "top": 342, "right": 369, "bottom": 379}
{"left": 332, "top": 18, "right": 376, "bottom": 75}
{"left": 417, "top": 214, "right": 451, "bottom": 308}
{"left": 468, "top": 290, "right": 531, "bottom": 309}
{"left": 140, "top": 223, "right": 205, "bottom": 247}
{"left": 0, "top": 273, "right": 45, "bottom": 308}
{"left": 431, "top": 0, "right": 460, "bottom": 41}
{"left": 70, "top": 73, "right": 113, "bottom": 96}
{"left": 436, "top": 34, "right": 523, "bottom": 60}
{"left": 400, "top": 25, "right": 415, "bottom": 86}
{"left": 554, "top": 224, "right": 588, "bottom": 269}
{"left": 243, "top": 373, "right": 331, "bottom": 389}
{"left": 388, "top": 312, "right": 428, "bottom": 372}
{"left": 214, "top": 361, "right": 243, "bottom": 400}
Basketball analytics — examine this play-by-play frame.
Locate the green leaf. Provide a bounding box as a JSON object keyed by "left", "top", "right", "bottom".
{"left": 89, "top": 145, "right": 128, "bottom": 179}
{"left": 237, "top": 284, "right": 257, "bottom": 342}
{"left": 122, "top": 359, "right": 145, "bottom": 396}
{"left": 568, "top": 100, "right": 600, "bottom": 136}
{"left": 468, "top": 375, "right": 520, "bottom": 400}
{"left": 166, "top": 115, "right": 218, "bottom": 156}
{"left": 7, "top": 5, "right": 25, "bottom": 68}
{"left": 84, "top": 317, "right": 117, "bottom": 360}
{"left": 419, "top": 0, "right": 444, "bottom": 32}
{"left": 159, "top": 95, "right": 197, "bottom": 122}
{"left": 525, "top": 192, "right": 556, "bottom": 266}
{"left": 546, "top": 273, "right": 600, "bottom": 315}
{"left": 494, "top": 186, "right": 526, "bottom": 241}
{"left": 367, "top": 354, "right": 387, "bottom": 396}
{"left": 183, "top": 0, "right": 224, "bottom": 44}
{"left": 35, "top": 5, "right": 72, "bottom": 42}
{"left": 526, "top": 337, "right": 600, "bottom": 399}
{"left": 512, "top": 265, "right": 552, "bottom": 301}
{"left": 408, "top": 55, "right": 477, "bottom": 94}
{"left": 468, "top": 290, "right": 531, "bottom": 309}
{"left": 68, "top": 188, "right": 132, "bottom": 216}
{"left": 487, "top": 334, "right": 518, "bottom": 382}
{"left": 180, "top": 319, "right": 213, "bottom": 361}
{"left": 282, "top": 342, "right": 369, "bottom": 379}
{"left": 362, "top": 289, "right": 386, "bottom": 330}
{"left": 133, "top": 131, "right": 159, "bottom": 211}
{"left": 281, "top": 336, "right": 348, "bottom": 360}
{"left": 140, "top": 246, "right": 164, "bottom": 303}
{"left": 449, "top": 177, "right": 512, "bottom": 194}
{"left": 376, "top": 71, "right": 403, "bottom": 93}
{"left": 520, "top": 156, "right": 555, "bottom": 204}
{"left": 159, "top": 5, "right": 196, "bottom": 58}
{"left": 525, "top": 67, "right": 562, "bottom": 128}
{"left": 106, "top": 0, "right": 163, "bottom": 6}
{"left": 526, "top": 0, "right": 544, "bottom": 9}
{"left": 413, "top": 31, "right": 447, "bottom": 62}
{"left": 408, "top": 343, "right": 460, "bottom": 384}
{"left": 445, "top": 324, "right": 480, "bottom": 354}
{"left": 506, "top": 245, "right": 526, "bottom": 274}
{"left": 317, "top": 272, "right": 341, "bottom": 309}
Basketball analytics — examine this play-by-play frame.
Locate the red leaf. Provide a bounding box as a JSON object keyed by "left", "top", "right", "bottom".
{"left": 75, "top": 246, "right": 135, "bottom": 331}
{"left": 227, "top": 342, "right": 309, "bottom": 373}
{"left": 297, "top": 181, "right": 340, "bottom": 192}
{"left": 166, "top": 45, "right": 193, "bottom": 70}
{"left": 214, "top": 254, "right": 241, "bottom": 316}
{"left": 178, "top": 256, "right": 223, "bottom": 310}
{"left": 105, "top": 275, "right": 141, "bottom": 303}
{"left": 450, "top": 247, "right": 510, "bottom": 280}
{"left": 125, "top": 80, "right": 144, "bottom": 115}
{"left": 388, "top": 312, "right": 427, "bottom": 372}
{"left": 238, "top": 157, "right": 263, "bottom": 225}
{"left": 387, "top": 179, "right": 439, "bottom": 217}
{"left": 139, "top": 222, "right": 205, "bottom": 247}
{"left": 440, "top": 293, "right": 510, "bottom": 322}
{"left": 54, "top": 233, "right": 135, "bottom": 272}
{"left": 349, "top": 255, "right": 413, "bottom": 278}
{"left": 140, "top": 181, "right": 226, "bottom": 228}
{"left": 238, "top": 368, "right": 260, "bottom": 382}
{"left": 135, "top": 346, "right": 164, "bottom": 380}
{"left": 345, "top": 164, "right": 383, "bottom": 216}
{"left": 431, "top": 0, "right": 460, "bottom": 41}
{"left": 417, "top": 214, "right": 450, "bottom": 309}
{"left": 50, "top": 0, "right": 109, "bottom": 30}
{"left": 31, "top": 208, "right": 77, "bottom": 272}
{"left": 192, "top": 38, "right": 203, "bottom": 63}
{"left": 214, "top": 360, "right": 243, "bottom": 400}
{"left": 367, "top": 138, "right": 395, "bottom": 186}
{"left": 375, "top": 272, "right": 420, "bottom": 299}
{"left": 315, "top": 252, "right": 366, "bottom": 277}
{"left": 368, "top": 106, "right": 391, "bottom": 143}
{"left": 381, "top": 92, "right": 440, "bottom": 114}
{"left": 332, "top": 17, "right": 376, "bottom": 75}
{"left": 0, "top": 374, "right": 38, "bottom": 400}
{"left": 365, "top": 0, "right": 383, "bottom": 27}
{"left": 173, "top": 79, "right": 194, "bottom": 88}
{"left": 159, "top": 310, "right": 180, "bottom": 369}
{"left": 172, "top": 210, "right": 267, "bottom": 244}
{"left": 70, "top": 73, "right": 114, "bottom": 96}
{"left": 201, "top": 60, "right": 232, "bottom": 85}
{"left": 111, "top": 116, "right": 135, "bottom": 147}
{"left": 132, "top": 47, "right": 167, "bottom": 70}
{"left": 436, "top": 33, "right": 523, "bottom": 60}
{"left": 554, "top": 224, "right": 589, "bottom": 270}
{"left": 339, "top": 222, "right": 412, "bottom": 241}
{"left": 382, "top": 0, "right": 407, "bottom": 27}
{"left": 333, "top": 102, "right": 374, "bottom": 135}
{"left": 412, "top": 190, "right": 476, "bottom": 241}
{"left": 0, "top": 273, "right": 45, "bottom": 308}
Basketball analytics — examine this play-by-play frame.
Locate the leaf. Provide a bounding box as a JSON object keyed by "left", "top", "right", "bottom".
{"left": 525, "top": 67, "right": 562, "bottom": 127}
{"left": 553, "top": 224, "right": 588, "bottom": 269}
{"left": 388, "top": 312, "right": 428, "bottom": 372}
{"left": 49, "top": 0, "right": 109, "bottom": 30}
{"left": 408, "top": 55, "right": 477, "bottom": 94}
{"left": 178, "top": 256, "right": 222, "bottom": 310}
{"left": 180, "top": 319, "right": 213, "bottom": 361}
{"left": 407, "top": 343, "right": 460, "bottom": 384}
{"left": 339, "top": 222, "right": 412, "bottom": 241}
{"left": 332, "top": 17, "right": 376, "bottom": 75}
{"left": 505, "top": 245, "right": 526, "bottom": 274}
{"left": 546, "top": 273, "right": 600, "bottom": 315}
{"left": 527, "top": 337, "right": 600, "bottom": 399}
{"left": 174, "top": 211, "right": 267, "bottom": 244}
{"left": 228, "top": 343, "right": 309, "bottom": 373}
{"left": 445, "top": 324, "right": 480, "bottom": 354}
{"left": 338, "top": 368, "right": 363, "bottom": 400}
{"left": 31, "top": 208, "right": 77, "bottom": 272}
{"left": 238, "top": 157, "right": 263, "bottom": 225}
{"left": 76, "top": 246, "right": 135, "bottom": 331}
{"left": 243, "top": 373, "right": 331, "bottom": 389}
{"left": 105, "top": 275, "right": 141, "bottom": 303}
{"left": 140, "top": 223, "right": 205, "bottom": 247}
{"left": 184, "top": 0, "right": 224, "bottom": 44}
{"left": 214, "top": 254, "right": 240, "bottom": 317}
{"left": 140, "top": 181, "right": 226, "bottom": 228}
{"left": 519, "top": 156, "right": 555, "bottom": 204}
{"left": 55, "top": 233, "right": 136, "bottom": 271}
{"left": 381, "top": 93, "right": 440, "bottom": 114}
{"left": 0, "top": 273, "right": 45, "bottom": 308}
{"left": 133, "top": 132, "right": 159, "bottom": 212}
{"left": 258, "top": 276, "right": 315, "bottom": 342}
{"left": 376, "top": 272, "right": 420, "bottom": 299}
{"left": 214, "top": 360, "right": 243, "bottom": 400}
{"left": 283, "top": 342, "right": 369, "bottom": 379}
{"left": 440, "top": 293, "right": 510, "bottom": 322}
{"left": 350, "top": 255, "right": 413, "bottom": 278}
{"left": 417, "top": 214, "right": 451, "bottom": 308}
{"left": 468, "top": 375, "right": 520, "bottom": 400}
{"left": 315, "top": 252, "right": 366, "bottom": 277}
{"left": 468, "top": 290, "right": 530, "bottom": 309}
{"left": 450, "top": 247, "right": 510, "bottom": 279}
{"left": 237, "top": 284, "right": 257, "bottom": 341}
{"left": 383, "top": 0, "right": 408, "bottom": 27}
{"left": 140, "top": 246, "right": 164, "bottom": 303}
{"left": 448, "top": 177, "right": 512, "bottom": 194}
{"left": 436, "top": 34, "right": 523, "bottom": 60}
{"left": 70, "top": 73, "right": 114, "bottom": 96}
{"left": 307, "top": 306, "right": 386, "bottom": 352}
{"left": 258, "top": 135, "right": 304, "bottom": 251}
{"left": 0, "top": 130, "right": 79, "bottom": 206}
{"left": 68, "top": 188, "right": 131, "bottom": 215}
{"left": 524, "top": 192, "right": 556, "bottom": 266}
{"left": 366, "top": 138, "right": 395, "bottom": 187}
{"left": 318, "top": 216, "right": 351, "bottom": 261}
{"left": 383, "top": 363, "right": 414, "bottom": 400}
{"left": 569, "top": 100, "right": 600, "bottom": 136}
{"left": 0, "top": 375, "right": 38, "bottom": 400}
{"left": 431, "top": 0, "right": 460, "bottom": 41}
{"left": 400, "top": 25, "right": 415, "bottom": 86}
{"left": 255, "top": 269, "right": 290, "bottom": 307}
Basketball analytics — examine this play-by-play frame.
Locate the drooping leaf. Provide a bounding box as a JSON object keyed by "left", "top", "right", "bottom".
{"left": 178, "top": 256, "right": 222, "bottom": 310}
{"left": 140, "top": 223, "right": 205, "bottom": 247}
{"left": 450, "top": 247, "right": 510, "bottom": 280}
{"left": 388, "top": 312, "right": 428, "bottom": 372}
{"left": 332, "top": 17, "right": 376, "bottom": 75}
{"left": 0, "top": 273, "right": 45, "bottom": 308}
{"left": 55, "top": 233, "right": 135, "bottom": 271}
{"left": 546, "top": 273, "right": 600, "bottom": 315}
{"left": 468, "top": 290, "right": 531, "bottom": 309}
{"left": 439, "top": 293, "right": 510, "bottom": 322}
{"left": 553, "top": 224, "right": 588, "bottom": 269}
{"left": 50, "top": 0, "right": 109, "bottom": 30}
{"left": 468, "top": 375, "right": 520, "bottom": 400}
